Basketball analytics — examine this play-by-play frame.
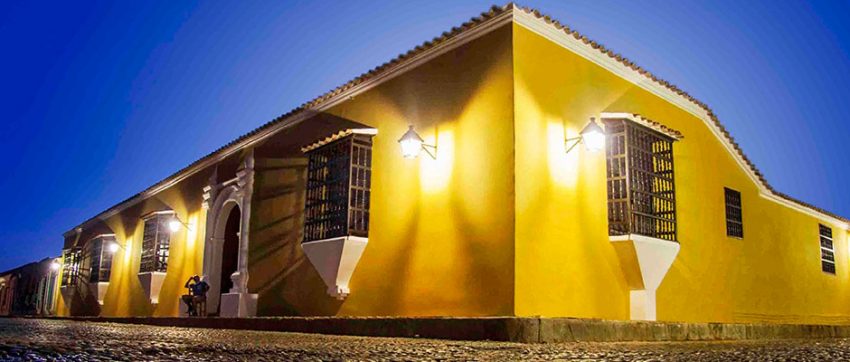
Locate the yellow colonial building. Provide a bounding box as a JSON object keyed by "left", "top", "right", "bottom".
{"left": 55, "top": 4, "right": 850, "bottom": 324}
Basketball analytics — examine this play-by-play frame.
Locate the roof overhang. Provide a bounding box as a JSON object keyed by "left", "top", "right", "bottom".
{"left": 64, "top": 4, "right": 848, "bottom": 234}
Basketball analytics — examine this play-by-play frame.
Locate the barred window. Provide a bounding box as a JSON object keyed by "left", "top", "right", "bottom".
{"left": 83, "top": 235, "right": 115, "bottom": 283}
{"left": 303, "top": 133, "right": 373, "bottom": 243}
{"left": 140, "top": 213, "right": 173, "bottom": 273}
{"left": 60, "top": 247, "right": 82, "bottom": 287}
{"left": 820, "top": 224, "right": 835, "bottom": 274}
{"left": 605, "top": 119, "right": 677, "bottom": 241}
{"left": 724, "top": 188, "right": 743, "bottom": 238}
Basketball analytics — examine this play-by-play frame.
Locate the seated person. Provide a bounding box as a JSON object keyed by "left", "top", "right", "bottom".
{"left": 182, "top": 275, "right": 201, "bottom": 316}
{"left": 190, "top": 275, "right": 210, "bottom": 316}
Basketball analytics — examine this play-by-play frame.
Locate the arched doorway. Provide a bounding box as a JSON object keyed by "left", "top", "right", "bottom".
{"left": 202, "top": 187, "right": 243, "bottom": 316}
{"left": 202, "top": 154, "right": 258, "bottom": 317}
{"left": 219, "top": 205, "right": 241, "bottom": 301}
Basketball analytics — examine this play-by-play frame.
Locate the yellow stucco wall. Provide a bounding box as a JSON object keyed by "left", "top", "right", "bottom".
{"left": 56, "top": 162, "right": 216, "bottom": 317}
{"left": 512, "top": 22, "right": 850, "bottom": 323}
{"left": 58, "top": 25, "right": 516, "bottom": 318}
{"left": 249, "top": 25, "right": 517, "bottom": 317}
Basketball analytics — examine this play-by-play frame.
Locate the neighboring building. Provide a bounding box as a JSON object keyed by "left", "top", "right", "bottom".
{"left": 55, "top": 4, "right": 849, "bottom": 323}
{"left": 0, "top": 258, "right": 60, "bottom": 316}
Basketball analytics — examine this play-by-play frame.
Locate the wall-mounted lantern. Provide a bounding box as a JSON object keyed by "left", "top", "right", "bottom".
{"left": 107, "top": 242, "right": 121, "bottom": 254}
{"left": 50, "top": 260, "right": 61, "bottom": 271}
{"left": 565, "top": 117, "right": 605, "bottom": 153}
{"left": 165, "top": 216, "right": 192, "bottom": 233}
{"left": 398, "top": 125, "right": 437, "bottom": 159}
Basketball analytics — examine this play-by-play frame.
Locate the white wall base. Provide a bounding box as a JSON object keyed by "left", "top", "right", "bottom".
{"left": 137, "top": 272, "right": 167, "bottom": 304}
{"left": 220, "top": 292, "right": 257, "bottom": 318}
{"left": 630, "top": 289, "right": 657, "bottom": 321}
{"left": 93, "top": 282, "right": 109, "bottom": 305}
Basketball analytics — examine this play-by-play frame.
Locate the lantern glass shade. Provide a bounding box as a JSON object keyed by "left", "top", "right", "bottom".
{"left": 398, "top": 125, "right": 425, "bottom": 158}
{"left": 168, "top": 219, "right": 181, "bottom": 233}
{"left": 580, "top": 120, "right": 605, "bottom": 152}
{"left": 50, "top": 261, "right": 61, "bottom": 271}
{"left": 108, "top": 242, "right": 120, "bottom": 253}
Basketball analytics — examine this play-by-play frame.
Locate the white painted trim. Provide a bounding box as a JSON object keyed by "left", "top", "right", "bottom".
{"left": 512, "top": 10, "right": 848, "bottom": 230}
{"left": 141, "top": 210, "right": 176, "bottom": 220}
{"left": 352, "top": 128, "right": 379, "bottom": 135}
{"left": 760, "top": 192, "right": 849, "bottom": 229}
{"left": 301, "top": 235, "right": 369, "bottom": 299}
{"left": 301, "top": 128, "right": 379, "bottom": 153}
{"left": 600, "top": 112, "right": 683, "bottom": 140}
{"left": 610, "top": 233, "right": 677, "bottom": 247}
{"left": 302, "top": 235, "right": 369, "bottom": 246}
{"left": 86, "top": 234, "right": 116, "bottom": 243}
{"left": 221, "top": 177, "right": 239, "bottom": 188}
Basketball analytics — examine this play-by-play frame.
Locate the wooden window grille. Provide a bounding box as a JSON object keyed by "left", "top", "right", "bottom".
{"left": 605, "top": 119, "right": 677, "bottom": 241}
{"left": 60, "top": 247, "right": 82, "bottom": 287}
{"left": 303, "top": 133, "right": 373, "bottom": 243}
{"left": 82, "top": 235, "right": 114, "bottom": 283}
{"left": 140, "top": 214, "right": 172, "bottom": 273}
{"left": 820, "top": 224, "right": 835, "bottom": 274}
{"left": 725, "top": 188, "right": 744, "bottom": 238}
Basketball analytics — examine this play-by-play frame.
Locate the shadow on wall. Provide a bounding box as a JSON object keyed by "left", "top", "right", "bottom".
{"left": 248, "top": 157, "right": 343, "bottom": 316}
{"left": 68, "top": 282, "right": 101, "bottom": 317}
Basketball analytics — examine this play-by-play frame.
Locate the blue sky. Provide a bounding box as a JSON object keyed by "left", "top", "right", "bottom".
{"left": 1, "top": 0, "right": 849, "bottom": 271}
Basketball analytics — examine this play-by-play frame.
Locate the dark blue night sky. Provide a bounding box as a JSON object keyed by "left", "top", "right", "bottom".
{"left": 1, "top": 1, "right": 849, "bottom": 271}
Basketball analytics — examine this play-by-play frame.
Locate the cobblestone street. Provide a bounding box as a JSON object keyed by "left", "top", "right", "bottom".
{"left": 3, "top": 318, "right": 850, "bottom": 361}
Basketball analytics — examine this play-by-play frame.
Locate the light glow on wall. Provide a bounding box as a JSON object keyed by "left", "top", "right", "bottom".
{"left": 548, "top": 121, "right": 579, "bottom": 187}
{"left": 185, "top": 214, "right": 198, "bottom": 252}
{"left": 420, "top": 128, "right": 454, "bottom": 193}
{"left": 123, "top": 238, "right": 133, "bottom": 265}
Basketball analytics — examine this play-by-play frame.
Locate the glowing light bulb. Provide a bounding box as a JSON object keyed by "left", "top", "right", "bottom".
{"left": 168, "top": 219, "right": 181, "bottom": 233}
{"left": 580, "top": 118, "right": 606, "bottom": 152}
{"left": 50, "top": 261, "right": 60, "bottom": 271}
{"left": 398, "top": 125, "right": 424, "bottom": 159}
{"left": 108, "top": 242, "right": 120, "bottom": 253}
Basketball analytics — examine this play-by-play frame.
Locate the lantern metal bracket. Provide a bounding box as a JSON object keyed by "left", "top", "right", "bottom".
{"left": 564, "top": 136, "right": 584, "bottom": 154}
{"left": 420, "top": 143, "right": 437, "bottom": 159}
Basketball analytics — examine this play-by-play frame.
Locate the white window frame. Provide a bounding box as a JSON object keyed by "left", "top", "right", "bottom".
{"left": 820, "top": 224, "right": 835, "bottom": 275}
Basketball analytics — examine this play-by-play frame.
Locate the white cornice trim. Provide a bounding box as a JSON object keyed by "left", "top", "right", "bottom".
{"left": 86, "top": 234, "right": 116, "bottom": 243}
{"left": 600, "top": 112, "right": 683, "bottom": 140}
{"left": 760, "top": 192, "right": 849, "bottom": 230}
{"left": 66, "top": 11, "right": 513, "bottom": 235}
{"left": 513, "top": 10, "right": 848, "bottom": 230}
{"left": 141, "top": 210, "right": 176, "bottom": 220}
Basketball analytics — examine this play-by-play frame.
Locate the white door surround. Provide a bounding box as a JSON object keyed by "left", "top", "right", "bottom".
{"left": 201, "top": 152, "right": 258, "bottom": 317}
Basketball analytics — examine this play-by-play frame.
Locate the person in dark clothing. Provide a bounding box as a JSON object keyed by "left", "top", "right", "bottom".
{"left": 182, "top": 275, "right": 201, "bottom": 316}
{"left": 191, "top": 276, "right": 210, "bottom": 317}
